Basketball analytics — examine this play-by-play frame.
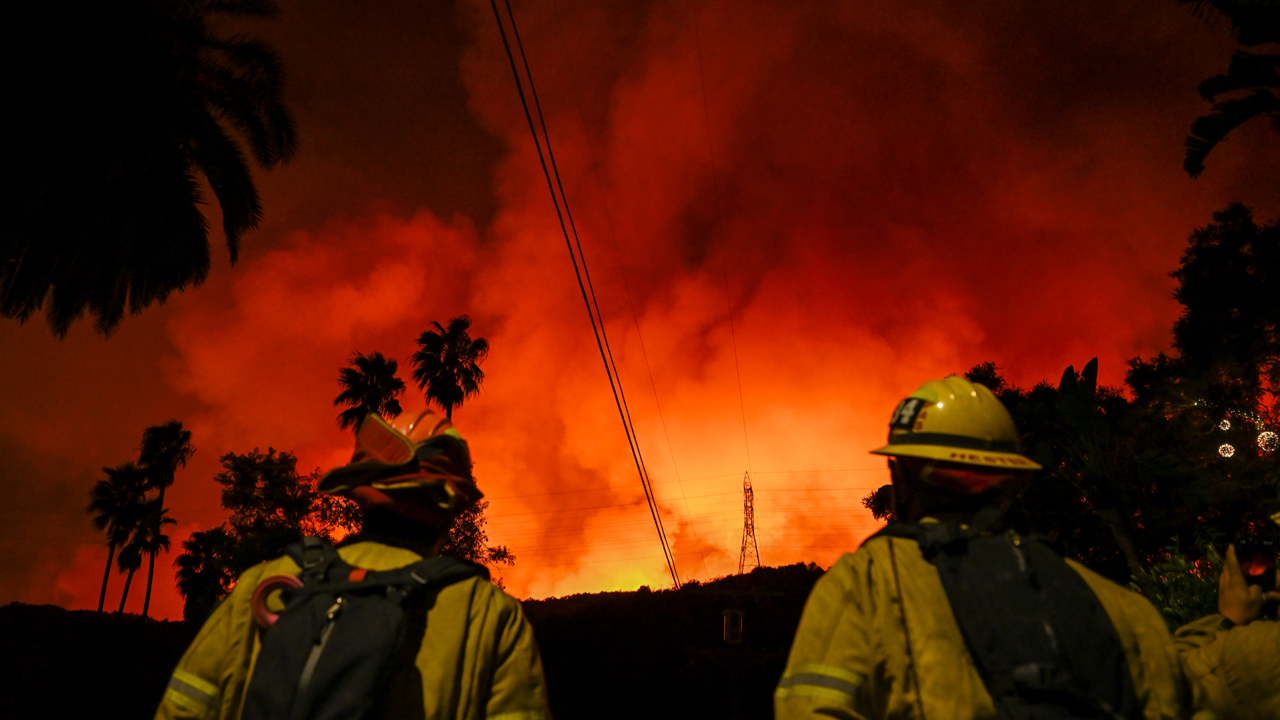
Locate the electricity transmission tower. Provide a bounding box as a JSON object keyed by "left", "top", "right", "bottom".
{"left": 738, "top": 471, "right": 761, "bottom": 574}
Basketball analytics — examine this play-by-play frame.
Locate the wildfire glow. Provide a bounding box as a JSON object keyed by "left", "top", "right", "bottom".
{"left": 0, "top": 0, "right": 1276, "bottom": 619}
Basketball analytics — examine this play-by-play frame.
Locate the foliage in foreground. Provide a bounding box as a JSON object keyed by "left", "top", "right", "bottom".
{"left": 4, "top": 0, "right": 297, "bottom": 336}
{"left": 1131, "top": 540, "right": 1223, "bottom": 629}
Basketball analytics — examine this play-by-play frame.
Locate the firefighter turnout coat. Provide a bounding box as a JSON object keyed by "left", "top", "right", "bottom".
{"left": 155, "top": 541, "right": 550, "bottom": 720}
{"left": 1175, "top": 614, "right": 1280, "bottom": 720}
{"left": 775, "top": 534, "right": 1187, "bottom": 720}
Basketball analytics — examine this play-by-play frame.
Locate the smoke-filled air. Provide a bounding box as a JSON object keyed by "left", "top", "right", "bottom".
{"left": 1, "top": 0, "right": 1277, "bottom": 619}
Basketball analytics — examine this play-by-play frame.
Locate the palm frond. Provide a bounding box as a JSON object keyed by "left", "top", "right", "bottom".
{"left": 334, "top": 351, "right": 406, "bottom": 430}
{"left": 1184, "top": 90, "right": 1280, "bottom": 177}
{"left": 185, "top": 110, "right": 262, "bottom": 263}
{"left": 1200, "top": 51, "right": 1280, "bottom": 100}
{"left": 201, "top": 36, "right": 298, "bottom": 165}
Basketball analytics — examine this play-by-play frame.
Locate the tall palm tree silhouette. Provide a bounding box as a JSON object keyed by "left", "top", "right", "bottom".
{"left": 126, "top": 498, "right": 175, "bottom": 615}
{"left": 334, "top": 352, "right": 406, "bottom": 431}
{"left": 138, "top": 420, "right": 194, "bottom": 617}
{"left": 88, "top": 463, "right": 147, "bottom": 614}
{"left": 411, "top": 316, "right": 490, "bottom": 421}
{"left": 116, "top": 542, "right": 144, "bottom": 614}
{"left": 4, "top": 0, "right": 298, "bottom": 336}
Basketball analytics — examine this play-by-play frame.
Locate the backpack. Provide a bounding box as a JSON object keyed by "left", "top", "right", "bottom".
{"left": 242, "top": 536, "right": 489, "bottom": 720}
{"left": 870, "top": 509, "right": 1140, "bottom": 720}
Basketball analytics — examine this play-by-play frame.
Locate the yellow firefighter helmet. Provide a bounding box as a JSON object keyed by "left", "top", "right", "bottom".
{"left": 870, "top": 376, "right": 1042, "bottom": 471}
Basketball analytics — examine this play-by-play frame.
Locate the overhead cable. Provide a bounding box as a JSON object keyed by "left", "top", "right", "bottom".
{"left": 488, "top": 0, "right": 680, "bottom": 588}
{"left": 550, "top": 0, "right": 711, "bottom": 580}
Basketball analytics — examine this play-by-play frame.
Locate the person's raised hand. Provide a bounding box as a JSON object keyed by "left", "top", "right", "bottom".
{"left": 1219, "top": 544, "right": 1280, "bottom": 625}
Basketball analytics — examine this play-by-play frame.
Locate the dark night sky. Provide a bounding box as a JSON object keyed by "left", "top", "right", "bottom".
{"left": 1, "top": 0, "right": 1277, "bottom": 619}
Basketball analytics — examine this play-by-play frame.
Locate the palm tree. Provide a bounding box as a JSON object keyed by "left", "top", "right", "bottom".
{"left": 1185, "top": 52, "right": 1280, "bottom": 177}
{"left": 334, "top": 352, "right": 406, "bottom": 431}
{"left": 175, "top": 526, "right": 235, "bottom": 623}
{"left": 87, "top": 463, "right": 147, "bottom": 614}
{"left": 138, "top": 420, "right": 194, "bottom": 618}
{"left": 411, "top": 316, "right": 490, "bottom": 420}
{"left": 129, "top": 498, "right": 175, "bottom": 617}
{"left": 3, "top": 0, "right": 298, "bottom": 337}
{"left": 1180, "top": 1, "right": 1279, "bottom": 177}
{"left": 116, "top": 542, "right": 144, "bottom": 615}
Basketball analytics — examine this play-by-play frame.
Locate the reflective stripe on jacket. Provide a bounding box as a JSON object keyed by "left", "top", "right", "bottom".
{"left": 155, "top": 541, "right": 550, "bottom": 720}
{"left": 1175, "top": 613, "right": 1280, "bottom": 720}
{"left": 775, "top": 534, "right": 1186, "bottom": 720}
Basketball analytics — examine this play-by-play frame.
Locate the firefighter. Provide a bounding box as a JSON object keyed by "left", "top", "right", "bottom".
{"left": 156, "top": 409, "right": 550, "bottom": 720}
{"left": 775, "top": 376, "right": 1186, "bottom": 720}
{"left": 1174, "top": 509, "right": 1280, "bottom": 720}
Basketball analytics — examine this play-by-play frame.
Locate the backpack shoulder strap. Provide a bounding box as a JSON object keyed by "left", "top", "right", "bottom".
{"left": 388, "top": 555, "right": 490, "bottom": 589}
{"left": 282, "top": 536, "right": 351, "bottom": 585}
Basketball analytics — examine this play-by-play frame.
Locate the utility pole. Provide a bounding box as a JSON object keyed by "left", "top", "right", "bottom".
{"left": 738, "top": 471, "right": 760, "bottom": 574}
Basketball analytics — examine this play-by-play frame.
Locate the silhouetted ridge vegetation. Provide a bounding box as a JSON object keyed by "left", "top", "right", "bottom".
{"left": 523, "top": 563, "right": 825, "bottom": 720}
{"left": 1, "top": 564, "right": 823, "bottom": 720}
{"left": 0, "top": 603, "right": 195, "bottom": 720}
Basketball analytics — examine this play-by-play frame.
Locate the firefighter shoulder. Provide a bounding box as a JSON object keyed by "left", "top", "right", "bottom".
{"left": 1173, "top": 522, "right": 1280, "bottom": 720}
{"left": 775, "top": 377, "right": 1186, "bottom": 720}
{"left": 775, "top": 536, "right": 1185, "bottom": 720}
{"left": 156, "top": 410, "right": 549, "bottom": 720}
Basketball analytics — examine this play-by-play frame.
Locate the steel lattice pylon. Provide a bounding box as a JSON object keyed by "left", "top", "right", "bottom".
{"left": 738, "top": 471, "right": 761, "bottom": 574}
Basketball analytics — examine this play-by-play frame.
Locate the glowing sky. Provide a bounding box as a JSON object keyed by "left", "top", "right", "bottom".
{"left": 1, "top": 0, "right": 1277, "bottom": 620}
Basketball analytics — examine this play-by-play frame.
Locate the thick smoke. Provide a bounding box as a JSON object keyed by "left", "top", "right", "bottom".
{"left": 1, "top": 0, "right": 1277, "bottom": 613}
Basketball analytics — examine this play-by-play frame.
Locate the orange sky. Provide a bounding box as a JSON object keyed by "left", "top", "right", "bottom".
{"left": 2, "top": 0, "right": 1277, "bottom": 620}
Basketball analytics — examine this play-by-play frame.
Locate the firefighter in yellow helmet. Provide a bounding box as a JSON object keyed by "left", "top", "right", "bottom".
{"left": 156, "top": 409, "right": 550, "bottom": 720}
{"left": 776, "top": 376, "right": 1187, "bottom": 720}
{"left": 1174, "top": 508, "right": 1280, "bottom": 720}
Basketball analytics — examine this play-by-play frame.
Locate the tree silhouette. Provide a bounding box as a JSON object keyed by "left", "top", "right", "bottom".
{"left": 174, "top": 527, "right": 235, "bottom": 623}
{"left": 860, "top": 485, "right": 893, "bottom": 521}
{"left": 943, "top": 205, "right": 1280, "bottom": 588}
{"left": 411, "top": 316, "right": 490, "bottom": 420}
{"left": 116, "top": 542, "right": 143, "bottom": 614}
{"left": 1179, "top": 0, "right": 1279, "bottom": 177}
{"left": 442, "top": 500, "right": 515, "bottom": 588}
{"left": 334, "top": 352, "right": 406, "bottom": 431}
{"left": 87, "top": 463, "right": 147, "bottom": 614}
{"left": 137, "top": 421, "right": 194, "bottom": 618}
{"left": 128, "top": 498, "right": 175, "bottom": 615}
{"left": 1168, "top": 203, "right": 1280, "bottom": 414}
{"left": 175, "top": 448, "right": 360, "bottom": 623}
{"left": 3, "top": 0, "right": 298, "bottom": 336}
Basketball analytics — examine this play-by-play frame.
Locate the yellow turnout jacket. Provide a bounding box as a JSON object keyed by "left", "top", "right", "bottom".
{"left": 156, "top": 541, "right": 550, "bottom": 720}
{"left": 1175, "top": 614, "right": 1280, "bottom": 720}
{"left": 776, "top": 534, "right": 1186, "bottom": 720}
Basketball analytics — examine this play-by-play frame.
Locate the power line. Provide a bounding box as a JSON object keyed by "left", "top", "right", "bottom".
{"left": 549, "top": 0, "right": 711, "bottom": 582}
{"left": 489, "top": 0, "right": 679, "bottom": 588}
